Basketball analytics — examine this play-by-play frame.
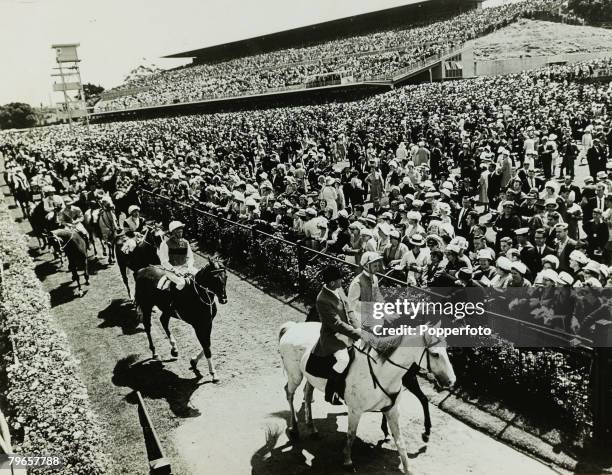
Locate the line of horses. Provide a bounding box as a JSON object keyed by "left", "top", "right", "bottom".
{"left": 13, "top": 187, "right": 228, "bottom": 382}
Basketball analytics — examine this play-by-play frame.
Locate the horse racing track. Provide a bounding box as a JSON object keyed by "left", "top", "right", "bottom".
{"left": 5, "top": 194, "right": 557, "bottom": 475}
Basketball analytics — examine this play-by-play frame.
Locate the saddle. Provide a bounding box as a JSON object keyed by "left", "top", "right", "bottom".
{"left": 305, "top": 346, "right": 355, "bottom": 380}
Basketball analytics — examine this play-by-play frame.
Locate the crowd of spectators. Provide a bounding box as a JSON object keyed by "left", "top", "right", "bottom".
{"left": 3, "top": 55, "right": 612, "bottom": 339}
{"left": 95, "top": 0, "right": 562, "bottom": 112}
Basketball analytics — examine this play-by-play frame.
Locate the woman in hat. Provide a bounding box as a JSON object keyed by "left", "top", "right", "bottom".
{"left": 319, "top": 177, "right": 338, "bottom": 219}
{"left": 508, "top": 262, "right": 531, "bottom": 287}
{"left": 341, "top": 221, "right": 365, "bottom": 265}
{"left": 490, "top": 256, "right": 513, "bottom": 289}
{"left": 123, "top": 205, "right": 144, "bottom": 238}
{"left": 382, "top": 229, "right": 409, "bottom": 270}
{"left": 397, "top": 233, "right": 430, "bottom": 286}
{"left": 158, "top": 221, "right": 196, "bottom": 276}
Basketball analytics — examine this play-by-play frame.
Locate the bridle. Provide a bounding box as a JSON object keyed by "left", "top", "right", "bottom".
{"left": 191, "top": 263, "right": 226, "bottom": 312}
{"left": 352, "top": 333, "right": 442, "bottom": 412}
{"left": 52, "top": 228, "right": 76, "bottom": 251}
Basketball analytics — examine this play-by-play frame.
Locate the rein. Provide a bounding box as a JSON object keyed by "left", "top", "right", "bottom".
{"left": 351, "top": 334, "right": 441, "bottom": 412}
{"left": 54, "top": 229, "right": 75, "bottom": 251}
{"left": 192, "top": 278, "right": 216, "bottom": 313}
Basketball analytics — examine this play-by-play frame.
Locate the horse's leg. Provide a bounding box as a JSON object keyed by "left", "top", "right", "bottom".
{"left": 107, "top": 239, "right": 115, "bottom": 264}
{"left": 90, "top": 231, "right": 98, "bottom": 256}
{"left": 384, "top": 405, "right": 410, "bottom": 474}
{"left": 141, "top": 305, "right": 158, "bottom": 360}
{"left": 404, "top": 374, "right": 431, "bottom": 441}
{"left": 84, "top": 256, "right": 90, "bottom": 286}
{"left": 381, "top": 414, "right": 390, "bottom": 441}
{"left": 191, "top": 319, "right": 218, "bottom": 382}
{"left": 160, "top": 311, "right": 178, "bottom": 358}
{"left": 303, "top": 381, "right": 318, "bottom": 438}
{"left": 119, "top": 259, "right": 131, "bottom": 299}
{"left": 73, "top": 269, "right": 83, "bottom": 297}
{"left": 343, "top": 407, "right": 363, "bottom": 469}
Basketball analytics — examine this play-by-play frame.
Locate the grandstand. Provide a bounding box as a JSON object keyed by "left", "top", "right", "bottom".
{"left": 92, "top": 0, "right": 563, "bottom": 119}
{"left": 164, "top": 0, "right": 484, "bottom": 64}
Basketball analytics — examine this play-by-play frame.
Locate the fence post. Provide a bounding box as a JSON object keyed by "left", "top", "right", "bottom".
{"left": 592, "top": 319, "right": 612, "bottom": 445}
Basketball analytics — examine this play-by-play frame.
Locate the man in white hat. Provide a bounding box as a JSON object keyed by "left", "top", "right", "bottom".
{"left": 348, "top": 251, "right": 384, "bottom": 320}
{"left": 42, "top": 185, "right": 64, "bottom": 217}
{"left": 158, "top": 221, "right": 196, "bottom": 276}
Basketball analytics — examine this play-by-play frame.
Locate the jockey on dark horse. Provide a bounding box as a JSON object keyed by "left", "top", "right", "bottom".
{"left": 58, "top": 195, "right": 90, "bottom": 249}
{"left": 41, "top": 185, "right": 64, "bottom": 219}
{"left": 158, "top": 220, "right": 197, "bottom": 284}
{"left": 123, "top": 205, "right": 145, "bottom": 237}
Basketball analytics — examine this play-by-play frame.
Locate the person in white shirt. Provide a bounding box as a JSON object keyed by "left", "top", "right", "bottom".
{"left": 158, "top": 221, "right": 196, "bottom": 276}
{"left": 396, "top": 234, "right": 430, "bottom": 285}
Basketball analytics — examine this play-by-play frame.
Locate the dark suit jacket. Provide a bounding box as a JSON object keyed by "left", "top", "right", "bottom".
{"left": 520, "top": 244, "right": 541, "bottom": 275}
{"left": 313, "top": 286, "right": 361, "bottom": 357}
{"left": 556, "top": 238, "right": 577, "bottom": 272}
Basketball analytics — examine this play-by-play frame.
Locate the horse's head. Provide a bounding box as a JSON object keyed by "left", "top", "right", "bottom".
{"left": 194, "top": 257, "right": 227, "bottom": 304}
{"left": 420, "top": 322, "right": 455, "bottom": 388}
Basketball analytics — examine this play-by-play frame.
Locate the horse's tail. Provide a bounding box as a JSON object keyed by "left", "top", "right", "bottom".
{"left": 278, "top": 321, "right": 296, "bottom": 343}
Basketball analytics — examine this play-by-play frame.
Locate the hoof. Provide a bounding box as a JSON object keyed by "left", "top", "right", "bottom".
{"left": 170, "top": 348, "right": 179, "bottom": 358}
{"left": 152, "top": 354, "right": 160, "bottom": 361}
{"left": 309, "top": 430, "right": 320, "bottom": 440}
{"left": 422, "top": 433, "right": 429, "bottom": 443}
{"left": 211, "top": 373, "right": 220, "bottom": 383}
{"left": 343, "top": 462, "right": 356, "bottom": 472}
{"left": 85, "top": 281, "right": 90, "bottom": 286}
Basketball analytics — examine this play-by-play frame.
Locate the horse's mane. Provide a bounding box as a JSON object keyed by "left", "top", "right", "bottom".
{"left": 362, "top": 333, "right": 404, "bottom": 362}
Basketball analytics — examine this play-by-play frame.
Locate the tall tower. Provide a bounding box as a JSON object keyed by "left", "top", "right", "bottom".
{"left": 51, "top": 43, "right": 89, "bottom": 130}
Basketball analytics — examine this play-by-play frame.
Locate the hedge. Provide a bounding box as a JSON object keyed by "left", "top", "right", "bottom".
{"left": 0, "top": 198, "right": 110, "bottom": 473}
{"left": 142, "top": 192, "right": 593, "bottom": 440}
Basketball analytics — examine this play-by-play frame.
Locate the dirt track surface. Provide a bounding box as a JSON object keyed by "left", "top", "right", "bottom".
{"left": 5, "top": 185, "right": 557, "bottom": 475}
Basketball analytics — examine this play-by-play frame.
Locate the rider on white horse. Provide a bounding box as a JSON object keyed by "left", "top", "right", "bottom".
{"left": 313, "top": 265, "right": 362, "bottom": 405}
{"left": 158, "top": 221, "right": 197, "bottom": 289}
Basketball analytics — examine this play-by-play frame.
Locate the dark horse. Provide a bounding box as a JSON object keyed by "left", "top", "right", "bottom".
{"left": 134, "top": 259, "right": 227, "bottom": 381}
{"left": 50, "top": 227, "right": 90, "bottom": 296}
{"left": 29, "top": 202, "right": 62, "bottom": 260}
{"left": 115, "top": 227, "right": 163, "bottom": 298}
{"left": 11, "top": 179, "right": 33, "bottom": 218}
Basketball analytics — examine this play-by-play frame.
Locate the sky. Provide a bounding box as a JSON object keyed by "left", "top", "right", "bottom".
{"left": 0, "top": 0, "right": 514, "bottom": 107}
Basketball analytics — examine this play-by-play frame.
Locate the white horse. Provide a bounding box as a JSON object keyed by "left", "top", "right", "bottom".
{"left": 278, "top": 321, "right": 455, "bottom": 474}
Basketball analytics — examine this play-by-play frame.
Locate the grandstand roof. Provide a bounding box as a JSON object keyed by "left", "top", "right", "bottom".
{"left": 164, "top": 0, "right": 483, "bottom": 63}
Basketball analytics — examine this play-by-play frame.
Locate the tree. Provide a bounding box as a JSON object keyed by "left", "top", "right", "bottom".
{"left": 81, "top": 83, "right": 105, "bottom": 107}
{"left": 0, "top": 103, "right": 38, "bottom": 129}
{"left": 568, "top": 0, "right": 612, "bottom": 22}
{"left": 82, "top": 83, "right": 104, "bottom": 100}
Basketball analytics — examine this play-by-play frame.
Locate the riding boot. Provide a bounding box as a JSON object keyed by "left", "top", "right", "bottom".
{"left": 325, "top": 369, "right": 345, "bottom": 406}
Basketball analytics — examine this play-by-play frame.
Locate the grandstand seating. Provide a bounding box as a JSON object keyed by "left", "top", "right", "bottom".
{"left": 95, "top": 0, "right": 562, "bottom": 113}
